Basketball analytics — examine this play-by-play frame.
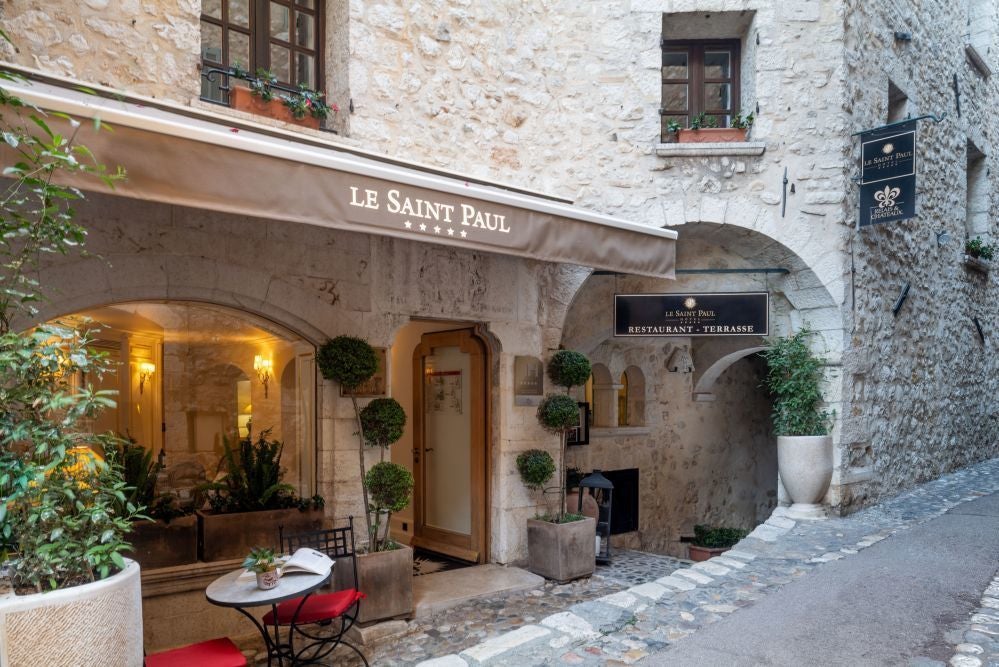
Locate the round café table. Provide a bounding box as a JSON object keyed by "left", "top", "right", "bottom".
{"left": 206, "top": 567, "right": 331, "bottom": 666}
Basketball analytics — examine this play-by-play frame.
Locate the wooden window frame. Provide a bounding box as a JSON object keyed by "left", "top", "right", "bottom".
{"left": 661, "top": 39, "right": 740, "bottom": 140}
{"left": 200, "top": 0, "right": 324, "bottom": 91}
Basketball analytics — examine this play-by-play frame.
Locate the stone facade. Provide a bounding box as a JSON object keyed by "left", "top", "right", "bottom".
{"left": 1, "top": 0, "right": 997, "bottom": 569}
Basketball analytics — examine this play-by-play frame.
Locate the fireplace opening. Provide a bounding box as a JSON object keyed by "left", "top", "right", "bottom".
{"left": 602, "top": 468, "right": 639, "bottom": 534}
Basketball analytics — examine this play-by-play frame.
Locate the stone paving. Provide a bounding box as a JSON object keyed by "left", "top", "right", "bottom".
{"left": 245, "top": 458, "right": 999, "bottom": 665}
{"left": 947, "top": 573, "right": 999, "bottom": 667}
{"left": 408, "top": 457, "right": 999, "bottom": 666}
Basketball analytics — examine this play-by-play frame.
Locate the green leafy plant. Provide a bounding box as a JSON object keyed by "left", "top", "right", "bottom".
{"left": 966, "top": 237, "right": 995, "bottom": 261}
{"left": 281, "top": 84, "right": 337, "bottom": 121}
{"left": 761, "top": 329, "right": 834, "bottom": 437}
{"left": 516, "top": 449, "right": 556, "bottom": 492}
{"left": 200, "top": 429, "right": 318, "bottom": 514}
{"left": 360, "top": 398, "right": 407, "bottom": 461}
{"left": 665, "top": 118, "right": 683, "bottom": 136}
{"left": 692, "top": 525, "right": 747, "bottom": 548}
{"left": 242, "top": 546, "right": 277, "bottom": 573}
{"left": 147, "top": 493, "right": 192, "bottom": 524}
{"left": 527, "top": 351, "right": 592, "bottom": 524}
{"left": 248, "top": 68, "right": 277, "bottom": 102}
{"left": 0, "top": 57, "right": 133, "bottom": 592}
{"left": 730, "top": 110, "right": 755, "bottom": 130}
{"left": 690, "top": 112, "right": 719, "bottom": 130}
{"left": 317, "top": 336, "right": 379, "bottom": 387}
{"left": 365, "top": 462, "right": 414, "bottom": 552}
{"left": 547, "top": 350, "right": 592, "bottom": 390}
{"left": 110, "top": 436, "right": 161, "bottom": 511}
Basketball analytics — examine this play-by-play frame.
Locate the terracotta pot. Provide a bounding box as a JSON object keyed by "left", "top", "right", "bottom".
{"left": 688, "top": 544, "right": 729, "bottom": 562}
{"left": 197, "top": 508, "right": 324, "bottom": 562}
{"left": 126, "top": 515, "right": 198, "bottom": 569}
{"left": 777, "top": 435, "right": 833, "bottom": 513}
{"left": 229, "top": 85, "right": 321, "bottom": 130}
{"left": 526, "top": 517, "right": 596, "bottom": 583}
{"left": 565, "top": 490, "right": 600, "bottom": 520}
{"left": 256, "top": 569, "right": 280, "bottom": 590}
{"left": 0, "top": 560, "right": 143, "bottom": 667}
{"left": 678, "top": 127, "right": 748, "bottom": 143}
{"left": 333, "top": 545, "right": 413, "bottom": 624}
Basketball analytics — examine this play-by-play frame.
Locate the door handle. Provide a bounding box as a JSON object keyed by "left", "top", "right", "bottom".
{"left": 425, "top": 448, "right": 435, "bottom": 453}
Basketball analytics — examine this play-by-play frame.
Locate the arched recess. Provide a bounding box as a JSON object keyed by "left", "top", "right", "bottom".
{"left": 622, "top": 365, "right": 646, "bottom": 426}
{"left": 589, "top": 363, "right": 615, "bottom": 427}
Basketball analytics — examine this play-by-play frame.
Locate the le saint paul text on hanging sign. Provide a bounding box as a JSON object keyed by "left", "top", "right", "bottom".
{"left": 349, "top": 186, "right": 512, "bottom": 236}
{"left": 614, "top": 293, "right": 769, "bottom": 337}
{"left": 858, "top": 120, "right": 917, "bottom": 227}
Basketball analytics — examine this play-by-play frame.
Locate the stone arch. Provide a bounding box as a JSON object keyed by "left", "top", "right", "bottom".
{"left": 692, "top": 346, "right": 767, "bottom": 401}
{"left": 589, "top": 362, "right": 615, "bottom": 427}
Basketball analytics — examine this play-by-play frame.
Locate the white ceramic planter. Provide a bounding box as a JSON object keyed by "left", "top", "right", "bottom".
{"left": 0, "top": 560, "right": 143, "bottom": 667}
{"left": 777, "top": 435, "right": 833, "bottom": 518}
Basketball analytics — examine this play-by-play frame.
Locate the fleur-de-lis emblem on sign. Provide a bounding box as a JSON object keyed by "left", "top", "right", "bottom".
{"left": 874, "top": 185, "right": 900, "bottom": 208}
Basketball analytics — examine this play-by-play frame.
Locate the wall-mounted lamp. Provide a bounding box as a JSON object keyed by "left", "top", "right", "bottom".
{"left": 893, "top": 31, "right": 912, "bottom": 42}
{"left": 138, "top": 362, "right": 156, "bottom": 395}
{"left": 254, "top": 355, "right": 273, "bottom": 398}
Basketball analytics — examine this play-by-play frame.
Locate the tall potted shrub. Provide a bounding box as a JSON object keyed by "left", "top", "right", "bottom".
{"left": 762, "top": 329, "right": 835, "bottom": 518}
{"left": 0, "top": 65, "right": 144, "bottom": 666}
{"left": 319, "top": 336, "right": 414, "bottom": 622}
{"left": 520, "top": 350, "right": 597, "bottom": 583}
{"left": 196, "top": 429, "right": 325, "bottom": 561}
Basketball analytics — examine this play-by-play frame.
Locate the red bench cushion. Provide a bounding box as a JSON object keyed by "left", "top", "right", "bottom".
{"left": 146, "top": 637, "right": 247, "bottom": 667}
{"left": 262, "top": 588, "right": 365, "bottom": 625}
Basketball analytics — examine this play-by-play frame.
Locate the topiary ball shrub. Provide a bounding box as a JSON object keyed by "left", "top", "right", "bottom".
{"left": 546, "top": 350, "right": 591, "bottom": 390}
{"left": 536, "top": 393, "right": 580, "bottom": 434}
{"left": 516, "top": 449, "right": 555, "bottom": 491}
{"left": 317, "top": 335, "right": 378, "bottom": 387}
{"left": 365, "top": 461, "right": 414, "bottom": 513}
{"left": 692, "top": 524, "right": 747, "bottom": 549}
{"left": 360, "top": 398, "right": 407, "bottom": 448}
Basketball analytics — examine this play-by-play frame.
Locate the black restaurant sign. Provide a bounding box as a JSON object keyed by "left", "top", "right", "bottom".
{"left": 859, "top": 119, "right": 917, "bottom": 227}
{"left": 615, "top": 293, "right": 769, "bottom": 337}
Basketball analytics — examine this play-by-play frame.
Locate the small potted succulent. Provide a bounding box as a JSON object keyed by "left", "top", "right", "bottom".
{"left": 688, "top": 525, "right": 747, "bottom": 562}
{"left": 243, "top": 547, "right": 279, "bottom": 590}
{"left": 674, "top": 111, "right": 754, "bottom": 143}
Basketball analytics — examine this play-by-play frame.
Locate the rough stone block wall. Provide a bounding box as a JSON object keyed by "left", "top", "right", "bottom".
{"left": 839, "top": 0, "right": 999, "bottom": 508}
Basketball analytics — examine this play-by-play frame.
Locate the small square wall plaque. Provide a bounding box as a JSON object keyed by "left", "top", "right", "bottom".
{"left": 514, "top": 355, "right": 544, "bottom": 406}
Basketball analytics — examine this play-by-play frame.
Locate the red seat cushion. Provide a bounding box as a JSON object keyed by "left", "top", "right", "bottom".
{"left": 146, "top": 637, "right": 247, "bottom": 667}
{"left": 263, "top": 588, "right": 365, "bottom": 625}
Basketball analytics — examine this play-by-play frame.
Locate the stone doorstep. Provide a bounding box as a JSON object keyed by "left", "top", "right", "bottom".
{"left": 345, "top": 619, "right": 409, "bottom": 646}
{"left": 412, "top": 564, "right": 544, "bottom": 619}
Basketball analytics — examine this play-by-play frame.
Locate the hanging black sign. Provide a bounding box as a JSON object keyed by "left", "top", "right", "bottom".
{"left": 858, "top": 119, "right": 917, "bottom": 227}
{"left": 614, "top": 292, "right": 769, "bottom": 337}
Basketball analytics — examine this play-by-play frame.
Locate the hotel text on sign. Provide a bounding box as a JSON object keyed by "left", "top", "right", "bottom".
{"left": 614, "top": 293, "right": 770, "bottom": 337}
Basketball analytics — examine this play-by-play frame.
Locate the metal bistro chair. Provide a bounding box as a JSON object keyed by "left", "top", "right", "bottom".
{"left": 262, "top": 516, "right": 368, "bottom": 666}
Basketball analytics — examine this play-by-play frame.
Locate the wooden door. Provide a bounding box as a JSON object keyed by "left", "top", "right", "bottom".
{"left": 411, "top": 328, "right": 489, "bottom": 563}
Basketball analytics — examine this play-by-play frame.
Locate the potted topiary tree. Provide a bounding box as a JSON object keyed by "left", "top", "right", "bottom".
{"left": 762, "top": 329, "right": 835, "bottom": 519}
{"left": 0, "top": 62, "right": 144, "bottom": 666}
{"left": 520, "top": 350, "right": 597, "bottom": 583}
{"left": 319, "top": 336, "right": 414, "bottom": 623}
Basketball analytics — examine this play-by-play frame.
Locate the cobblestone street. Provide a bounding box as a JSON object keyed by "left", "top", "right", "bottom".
{"left": 311, "top": 457, "right": 999, "bottom": 666}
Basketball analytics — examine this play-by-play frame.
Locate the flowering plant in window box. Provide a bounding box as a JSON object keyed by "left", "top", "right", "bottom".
{"left": 964, "top": 236, "right": 995, "bottom": 273}
{"left": 227, "top": 66, "right": 338, "bottom": 130}
{"left": 673, "top": 111, "right": 754, "bottom": 143}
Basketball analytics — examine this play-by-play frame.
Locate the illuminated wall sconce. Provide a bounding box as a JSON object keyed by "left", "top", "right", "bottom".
{"left": 254, "top": 355, "right": 273, "bottom": 398}
{"left": 138, "top": 362, "right": 156, "bottom": 395}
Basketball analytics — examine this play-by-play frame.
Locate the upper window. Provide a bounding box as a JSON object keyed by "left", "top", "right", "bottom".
{"left": 201, "top": 0, "right": 322, "bottom": 101}
{"left": 661, "top": 39, "right": 740, "bottom": 140}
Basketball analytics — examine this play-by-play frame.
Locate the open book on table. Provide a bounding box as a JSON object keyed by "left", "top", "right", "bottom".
{"left": 278, "top": 548, "right": 334, "bottom": 577}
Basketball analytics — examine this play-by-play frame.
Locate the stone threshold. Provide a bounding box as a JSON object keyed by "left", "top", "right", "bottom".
{"left": 413, "top": 564, "right": 543, "bottom": 619}
{"left": 655, "top": 141, "right": 767, "bottom": 157}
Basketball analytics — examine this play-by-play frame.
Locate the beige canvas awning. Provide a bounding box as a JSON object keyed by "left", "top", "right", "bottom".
{"left": 4, "top": 71, "right": 676, "bottom": 278}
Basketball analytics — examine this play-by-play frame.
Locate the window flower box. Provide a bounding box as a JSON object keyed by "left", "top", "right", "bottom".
{"left": 964, "top": 254, "right": 991, "bottom": 273}
{"left": 678, "top": 127, "right": 749, "bottom": 143}
{"left": 229, "top": 85, "right": 321, "bottom": 130}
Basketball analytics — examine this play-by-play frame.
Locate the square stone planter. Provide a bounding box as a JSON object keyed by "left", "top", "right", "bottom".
{"left": 127, "top": 515, "right": 198, "bottom": 570}
{"left": 527, "top": 516, "right": 596, "bottom": 583}
{"left": 197, "top": 508, "right": 324, "bottom": 562}
{"left": 334, "top": 545, "right": 414, "bottom": 624}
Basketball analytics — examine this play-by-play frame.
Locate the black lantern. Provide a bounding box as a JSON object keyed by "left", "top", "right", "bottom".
{"left": 578, "top": 470, "right": 614, "bottom": 563}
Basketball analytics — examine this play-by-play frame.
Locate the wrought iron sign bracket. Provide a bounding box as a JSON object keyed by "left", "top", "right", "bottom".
{"left": 850, "top": 112, "right": 947, "bottom": 137}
